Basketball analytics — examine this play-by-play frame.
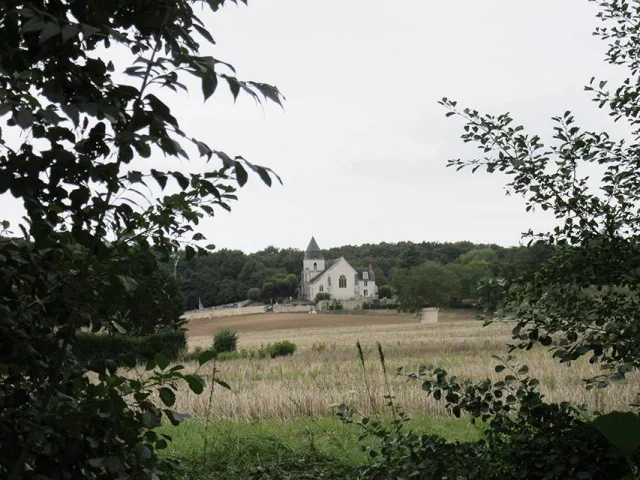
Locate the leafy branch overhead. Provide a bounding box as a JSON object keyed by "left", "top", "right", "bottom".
{"left": 0, "top": 0, "right": 282, "bottom": 478}
{"left": 439, "top": 0, "right": 640, "bottom": 387}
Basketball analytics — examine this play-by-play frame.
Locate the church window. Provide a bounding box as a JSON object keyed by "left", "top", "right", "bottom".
{"left": 319, "top": 285, "right": 324, "bottom": 292}
{"left": 328, "top": 276, "right": 331, "bottom": 286}
{"left": 339, "top": 275, "right": 347, "bottom": 288}
{"left": 313, "top": 262, "right": 317, "bottom": 270}
{"left": 363, "top": 272, "right": 368, "bottom": 280}
{"left": 364, "top": 289, "right": 368, "bottom": 297}
{"left": 364, "top": 280, "right": 368, "bottom": 287}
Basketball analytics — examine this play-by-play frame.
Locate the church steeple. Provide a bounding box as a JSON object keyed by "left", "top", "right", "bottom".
{"left": 303, "top": 236, "right": 325, "bottom": 275}
{"left": 305, "top": 236, "right": 325, "bottom": 260}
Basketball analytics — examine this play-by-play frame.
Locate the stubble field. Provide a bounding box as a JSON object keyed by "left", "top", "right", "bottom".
{"left": 169, "top": 311, "right": 640, "bottom": 421}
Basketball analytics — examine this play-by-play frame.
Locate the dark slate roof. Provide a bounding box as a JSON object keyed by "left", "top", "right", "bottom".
{"left": 304, "top": 236, "right": 325, "bottom": 260}
{"left": 356, "top": 267, "right": 375, "bottom": 281}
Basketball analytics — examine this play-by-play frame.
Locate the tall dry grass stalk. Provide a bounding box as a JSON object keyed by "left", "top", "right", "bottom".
{"left": 174, "top": 321, "right": 640, "bottom": 421}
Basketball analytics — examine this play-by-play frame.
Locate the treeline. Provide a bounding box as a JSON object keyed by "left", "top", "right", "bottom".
{"left": 177, "top": 241, "right": 552, "bottom": 310}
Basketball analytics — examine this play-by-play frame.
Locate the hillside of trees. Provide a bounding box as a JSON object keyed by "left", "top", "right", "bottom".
{"left": 177, "top": 240, "right": 552, "bottom": 309}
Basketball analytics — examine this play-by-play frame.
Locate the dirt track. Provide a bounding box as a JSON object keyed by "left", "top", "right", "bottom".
{"left": 186, "top": 313, "right": 419, "bottom": 337}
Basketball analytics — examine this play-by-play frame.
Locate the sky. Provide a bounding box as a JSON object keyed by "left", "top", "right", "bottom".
{"left": 0, "top": 0, "right": 629, "bottom": 252}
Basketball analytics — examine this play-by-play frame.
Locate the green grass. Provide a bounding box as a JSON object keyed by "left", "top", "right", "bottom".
{"left": 160, "top": 415, "right": 483, "bottom": 479}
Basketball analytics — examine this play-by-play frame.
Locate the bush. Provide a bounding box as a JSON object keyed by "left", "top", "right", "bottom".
{"left": 378, "top": 285, "right": 394, "bottom": 299}
{"left": 217, "top": 351, "right": 241, "bottom": 361}
{"left": 213, "top": 329, "right": 238, "bottom": 353}
{"left": 267, "top": 340, "right": 296, "bottom": 358}
{"left": 315, "top": 292, "right": 331, "bottom": 303}
{"left": 328, "top": 300, "right": 343, "bottom": 311}
{"left": 74, "top": 330, "right": 187, "bottom": 366}
{"left": 247, "top": 287, "right": 262, "bottom": 302}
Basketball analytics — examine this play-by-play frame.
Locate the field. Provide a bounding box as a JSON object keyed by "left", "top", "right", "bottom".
{"left": 186, "top": 311, "right": 419, "bottom": 336}
{"left": 175, "top": 311, "right": 640, "bottom": 421}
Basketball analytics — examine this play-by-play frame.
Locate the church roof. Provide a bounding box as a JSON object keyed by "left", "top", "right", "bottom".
{"left": 304, "top": 236, "right": 325, "bottom": 260}
{"left": 356, "top": 267, "right": 375, "bottom": 281}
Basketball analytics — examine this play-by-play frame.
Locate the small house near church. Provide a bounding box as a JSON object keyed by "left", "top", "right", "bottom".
{"left": 299, "top": 237, "right": 377, "bottom": 301}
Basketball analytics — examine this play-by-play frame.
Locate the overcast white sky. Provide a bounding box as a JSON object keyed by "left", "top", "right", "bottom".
{"left": 0, "top": 0, "right": 629, "bottom": 252}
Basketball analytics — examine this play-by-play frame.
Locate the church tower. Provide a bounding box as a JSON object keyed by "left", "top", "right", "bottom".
{"left": 304, "top": 236, "right": 325, "bottom": 273}
{"left": 300, "top": 237, "right": 325, "bottom": 300}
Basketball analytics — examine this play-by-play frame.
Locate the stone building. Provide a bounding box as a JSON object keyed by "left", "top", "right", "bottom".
{"left": 299, "top": 237, "right": 377, "bottom": 301}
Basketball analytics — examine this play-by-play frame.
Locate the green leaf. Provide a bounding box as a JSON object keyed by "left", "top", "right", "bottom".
{"left": 495, "top": 365, "right": 506, "bottom": 373}
{"left": 202, "top": 74, "right": 218, "bottom": 101}
{"left": 212, "top": 377, "right": 231, "bottom": 390}
{"left": 592, "top": 411, "right": 640, "bottom": 458}
{"left": 15, "top": 109, "right": 33, "bottom": 129}
{"left": 61, "top": 25, "right": 78, "bottom": 43}
{"left": 145, "top": 357, "right": 157, "bottom": 372}
{"left": 165, "top": 410, "right": 190, "bottom": 426}
{"left": 517, "top": 365, "right": 529, "bottom": 375}
{"left": 39, "top": 22, "right": 61, "bottom": 44}
{"left": 151, "top": 169, "right": 168, "bottom": 190}
{"left": 194, "top": 24, "right": 216, "bottom": 44}
{"left": 198, "top": 350, "right": 217, "bottom": 366}
{"left": 22, "top": 17, "right": 44, "bottom": 33}
{"left": 185, "top": 245, "right": 196, "bottom": 261}
{"left": 235, "top": 163, "right": 248, "bottom": 187}
{"left": 142, "top": 411, "right": 161, "bottom": 429}
{"left": 134, "top": 443, "right": 151, "bottom": 462}
{"left": 158, "top": 387, "right": 176, "bottom": 407}
{"left": 185, "top": 374, "right": 205, "bottom": 394}
{"left": 155, "top": 354, "right": 170, "bottom": 371}
{"left": 1, "top": 220, "right": 9, "bottom": 230}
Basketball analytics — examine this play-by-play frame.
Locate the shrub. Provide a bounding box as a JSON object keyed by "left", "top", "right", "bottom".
{"left": 328, "top": 300, "right": 343, "bottom": 311}
{"left": 213, "top": 329, "right": 238, "bottom": 353}
{"left": 378, "top": 285, "right": 394, "bottom": 299}
{"left": 217, "top": 351, "right": 241, "bottom": 361}
{"left": 247, "top": 287, "right": 262, "bottom": 302}
{"left": 74, "top": 330, "right": 187, "bottom": 366}
{"left": 315, "top": 292, "right": 331, "bottom": 303}
{"left": 267, "top": 340, "right": 296, "bottom": 358}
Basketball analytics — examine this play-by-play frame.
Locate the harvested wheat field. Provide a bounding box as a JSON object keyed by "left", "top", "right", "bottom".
{"left": 169, "top": 312, "right": 640, "bottom": 422}
{"left": 186, "top": 312, "right": 419, "bottom": 336}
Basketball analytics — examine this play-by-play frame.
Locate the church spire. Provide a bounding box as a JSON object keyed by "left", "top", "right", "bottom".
{"left": 304, "top": 236, "right": 325, "bottom": 260}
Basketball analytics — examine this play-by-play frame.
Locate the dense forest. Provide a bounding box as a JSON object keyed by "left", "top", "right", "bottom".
{"left": 177, "top": 240, "right": 552, "bottom": 310}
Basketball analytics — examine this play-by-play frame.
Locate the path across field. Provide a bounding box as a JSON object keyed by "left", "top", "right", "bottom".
{"left": 186, "top": 312, "right": 419, "bottom": 336}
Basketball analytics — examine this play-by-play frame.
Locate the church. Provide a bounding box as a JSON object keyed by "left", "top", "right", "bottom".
{"left": 299, "top": 237, "right": 378, "bottom": 301}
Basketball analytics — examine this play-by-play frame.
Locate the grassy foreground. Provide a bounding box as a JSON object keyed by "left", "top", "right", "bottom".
{"left": 160, "top": 416, "right": 483, "bottom": 479}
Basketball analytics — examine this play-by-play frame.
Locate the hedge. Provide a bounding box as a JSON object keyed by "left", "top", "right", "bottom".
{"left": 74, "top": 330, "right": 187, "bottom": 367}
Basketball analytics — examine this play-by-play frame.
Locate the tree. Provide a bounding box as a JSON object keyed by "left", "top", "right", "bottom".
{"left": 454, "top": 248, "right": 498, "bottom": 265}
{"left": 446, "top": 260, "right": 492, "bottom": 301}
{"left": 0, "top": 1, "right": 283, "bottom": 478}
{"left": 398, "top": 243, "right": 423, "bottom": 269}
{"left": 377, "top": 284, "right": 394, "bottom": 299}
{"left": 126, "top": 265, "right": 186, "bottom": 335}
{"left": 393, "top": 262, "right": 460, "bottom": 312}
{"left": 262, "top": 281, "right": 276, "bottom": 302}
{"left": 247, "top": 287, "right": 262, "bottom": 302}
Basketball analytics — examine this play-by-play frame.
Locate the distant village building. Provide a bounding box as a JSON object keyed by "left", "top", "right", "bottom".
{"left": 300, "top": 237, "right": 377, "bottom": 301}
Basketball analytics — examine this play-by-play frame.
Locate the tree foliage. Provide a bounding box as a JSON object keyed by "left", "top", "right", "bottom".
{"left": 393, "top": 261, "right": 461, "bottom": 312}
{"left": 442, "top": 0, "right": 640, "bottom": 386}
{"left": 176, "top": 241, "right": 549, "bottom": 309}
{"left": 0, "top": 0, "right": 282, "bottom": 477}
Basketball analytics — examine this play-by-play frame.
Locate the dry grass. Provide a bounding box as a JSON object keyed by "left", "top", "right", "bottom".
{"left": 169, "top": 316, "right": 640, "bottom": 421}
